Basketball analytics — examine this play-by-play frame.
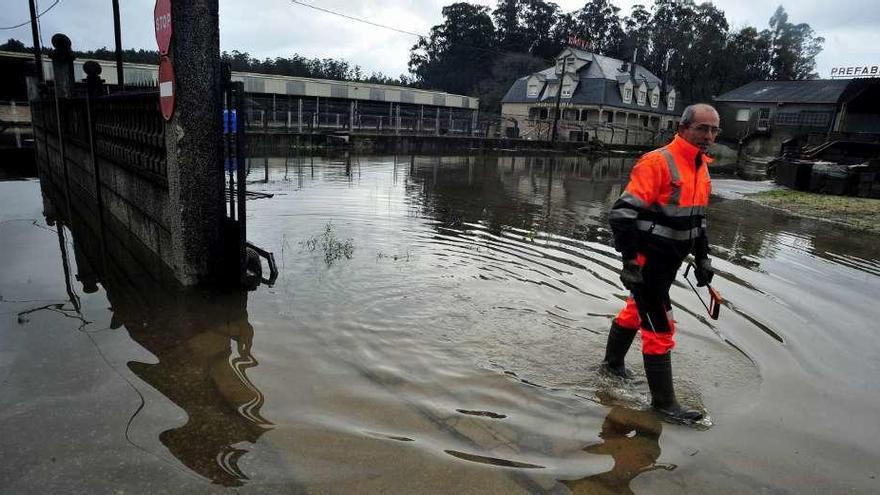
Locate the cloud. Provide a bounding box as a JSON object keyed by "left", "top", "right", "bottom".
{"left": 1, "top": 0, "right": 875, "bottom": 80}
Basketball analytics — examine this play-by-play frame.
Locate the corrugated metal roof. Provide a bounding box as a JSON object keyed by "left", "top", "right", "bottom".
{"left": 714, "top": 80, "right": 851, "bottom": 104}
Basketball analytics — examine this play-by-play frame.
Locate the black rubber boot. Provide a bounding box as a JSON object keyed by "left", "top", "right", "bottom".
{"left": 601, "top": 322, "right": 638, "bottom": 379}
{"left": 643, "top": 352, "right": 703, "bottom": 422}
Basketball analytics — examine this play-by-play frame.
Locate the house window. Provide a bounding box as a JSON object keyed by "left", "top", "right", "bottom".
{"left": 562, "top": 85, "right": 572, "bottom": 97}
{"left": 637, "top": 88, "right": 647, "bottom": 106}
{"left": 623, "top": 87, "right": 632, "bottom": 103}
{"left": 650, "top": 92, "right": 659, "bottom": 108}
{"left": 606, "top": 112, "right": 614, "bottom": 123}
{"left": 667, "top": 94, "right": 676, "bottom": 111}
{"left": 540, "top": 108, "right": 549, "bottom": 120}
{"left": 736, "top": 109, "right": 750, "bottom": 121}
{"left": 757, "top": 107, "right": 771, "bottom": 130}
{"left": 774, "top": 111, "right": 831, "bottom": 127}
{"left": 527, "top": 84, "right": 539, "bottom": 97}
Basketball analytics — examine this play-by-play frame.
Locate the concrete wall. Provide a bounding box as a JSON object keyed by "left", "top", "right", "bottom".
{"left": 32, "top": 94, "right": 178, "bottom": 286}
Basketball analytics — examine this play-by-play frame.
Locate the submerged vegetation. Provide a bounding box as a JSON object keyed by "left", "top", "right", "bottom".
{"left": 748, "top": 189, "right": 880, "bottom": 234}
{"left": 302, "top": 222, "right": 355, "bottom": 266}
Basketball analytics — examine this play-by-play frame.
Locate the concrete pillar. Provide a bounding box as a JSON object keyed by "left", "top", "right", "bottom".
{"left": 164, "top": 0, "right": 224, "bottom": 286}
{"left": 50, "top": 34, "right": 76, "bottom": 98}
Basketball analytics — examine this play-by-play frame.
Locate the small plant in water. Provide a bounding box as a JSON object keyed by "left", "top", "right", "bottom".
{"left": 301, "top": 222, "right": 355, "bottom": 266}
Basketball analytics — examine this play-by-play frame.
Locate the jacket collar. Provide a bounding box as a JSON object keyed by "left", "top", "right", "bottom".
{"left": 668, "top": 134, "right": 713, "bottom": 166}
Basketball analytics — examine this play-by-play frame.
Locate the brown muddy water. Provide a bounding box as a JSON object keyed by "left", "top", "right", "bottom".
{"left": 1, "top": 153, "right": 879, "bottom": 494}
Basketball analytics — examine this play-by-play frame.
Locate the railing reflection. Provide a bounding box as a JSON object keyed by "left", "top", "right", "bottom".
{"left": 40, "top": 183, "right": 272, "bottom": 487}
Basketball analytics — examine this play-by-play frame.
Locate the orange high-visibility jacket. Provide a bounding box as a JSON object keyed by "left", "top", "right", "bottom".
{"left": 609, "top": 134, "right": 712, "bottom": 262}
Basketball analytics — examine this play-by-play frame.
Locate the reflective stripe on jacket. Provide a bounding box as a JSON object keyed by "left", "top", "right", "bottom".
{"left": 609, "top": 134, "right": 712, "bottom": 261}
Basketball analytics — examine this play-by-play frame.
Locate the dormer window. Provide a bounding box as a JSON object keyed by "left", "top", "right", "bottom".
{"left": 528, "top": 83, "right": 539, "bottom": 97}
{"left": 637, "top": 86, "right": 647, "bottom": 106}
{"left": 562, "top": 85, "right": 572, "bottom": 97}
{"left": 667, "top": 90, "right": 676, "bottom": 111}
{"left": 650, "top": 90, "right": 659, "bottom": 108}
{"left": 623, "top": 87, "right": 632, "bottom": 103}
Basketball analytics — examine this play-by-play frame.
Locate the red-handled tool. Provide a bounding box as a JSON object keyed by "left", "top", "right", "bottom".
{"left": 684, "top": 262, "right": 723, "bottom": 320}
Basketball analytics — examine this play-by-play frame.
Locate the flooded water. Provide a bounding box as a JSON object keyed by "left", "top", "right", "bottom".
{"left": 1, "top": 153, "right": 879, "bottom": 494}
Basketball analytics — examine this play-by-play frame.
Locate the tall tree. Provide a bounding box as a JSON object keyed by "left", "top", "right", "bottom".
{"left": 768, "top": 5, "right": 824, "bottom": 80}
{"left": 493, "top": 0, "right": 530, "bottom": 53}
{"left": 523, "top": 0, "right": 563, "bottom": 61}
{"left": 574, "top": 0, "right": 625, "bottom": 56}
{"left": 476, "top": 52, "right": 547, "bottom": 114}
{"left": 409, "top": 3, "right": 497, "bottom": 95}
{"left": 721, "top": 27, "right": 772, "bottom": 90}
{"left": 678, "top": 2, "right": 730, "bottom": 101}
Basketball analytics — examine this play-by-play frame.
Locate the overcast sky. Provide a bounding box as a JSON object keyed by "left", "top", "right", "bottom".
{"left": 1, "top": 0, "right": 877, "bottom": 80}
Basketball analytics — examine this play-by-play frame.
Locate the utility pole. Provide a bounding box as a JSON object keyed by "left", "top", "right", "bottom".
{"left": 550, "top": 58, "right": 567, "bottom": 143}
{"left": 28, "top": 0, "right": 43, "bottom": 82}
{"left": 112, "top": 0, "right": 124, "bottom": 89}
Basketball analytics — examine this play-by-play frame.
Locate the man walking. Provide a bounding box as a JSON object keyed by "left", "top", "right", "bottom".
{"left": 602, "top": 103, "right": 720, "bottom": 422}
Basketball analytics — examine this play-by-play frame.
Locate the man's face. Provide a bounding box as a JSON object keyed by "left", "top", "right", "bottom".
{"left": 679, "top": 107, "right": 721, "bottom": 153}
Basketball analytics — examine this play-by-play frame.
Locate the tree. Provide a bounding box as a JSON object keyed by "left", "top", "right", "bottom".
{"left": 721, "top": 27, "right": 772, "bottom": 90}
{"left": 574, "top": 0, "right": 625, "bottom": 56}
{"left": 493, "top": 0, "right": 530, "bottom": 53}
{"left": 476, "top": 52, "right": 547, "bottom": 113}
{"left": 0, "top": 38, "right": 27, "bottom": 52}
{"left": 768, "top": 5, "right": 824, "bottom": 80}
{"left": 409, "top": 3, "right": 497, "bottom": 95}
{"left": 523, "top": 0, "right": 563, "bottom": 61}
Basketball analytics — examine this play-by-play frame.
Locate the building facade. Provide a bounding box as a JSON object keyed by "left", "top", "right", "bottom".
{"left": 714, "top": 79, "right": 880, "bottom": 157}
{"left": 500, "top": 47, "right": 681, "bottom": 145}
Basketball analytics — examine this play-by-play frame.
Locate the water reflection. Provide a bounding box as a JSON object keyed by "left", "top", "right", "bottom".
{"left": 41, "top": 184, "right": 272, "bottom": 487}
{"left": 562, "top": 406, "right": 670, "bottom": 495}
{"left": 123, "top": 291, "right": 271, "bottom": 487}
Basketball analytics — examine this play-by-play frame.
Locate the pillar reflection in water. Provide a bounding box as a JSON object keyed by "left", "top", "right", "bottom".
{"left": 562, "top": 407, "right": 673, "bottom": 495}
{"left": 42, "top": 185, "right": 272, "bottom": 487}
{"left": 122, "top": 291, "right": 272, "bottom": 487}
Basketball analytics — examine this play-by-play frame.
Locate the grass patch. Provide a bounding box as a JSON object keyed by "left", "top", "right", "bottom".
{"left": 302, "top": 222, "right": 355, "bottom": 266}
{"left": 747, "top": 189, "right": 880, "bottom": 234}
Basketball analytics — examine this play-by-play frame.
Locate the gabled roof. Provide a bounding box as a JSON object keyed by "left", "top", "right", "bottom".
{"left": 501, "top": 49, "right": 677, "bottom": 114}
{"left": 714, "top": 80, "right": 851, "bottom": 104}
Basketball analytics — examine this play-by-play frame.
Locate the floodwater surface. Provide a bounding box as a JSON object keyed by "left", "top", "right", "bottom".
{"left": 1, "top": 153, "right": 879, "bottom": 494}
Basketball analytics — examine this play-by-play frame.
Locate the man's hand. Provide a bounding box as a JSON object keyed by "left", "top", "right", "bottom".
{"left": 695, "top": 258, "right": 714, "bottom": 287}
{"left": 620, "top": 259, "right": 643, "bottom": 290}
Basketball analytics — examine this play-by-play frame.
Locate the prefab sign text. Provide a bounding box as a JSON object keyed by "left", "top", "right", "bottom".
{"left": 830, "top": 65, "right": 879, "bottom": 78}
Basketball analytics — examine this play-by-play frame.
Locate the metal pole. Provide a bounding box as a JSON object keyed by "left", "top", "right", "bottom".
{"left": 551, "top": 58, "right": 567, "bottom": 143}
{"left": 112, "top": 0, "right": 124, "bottom": 89}
{"left": 28, "top": 0, "right": 43, "bottom": 82}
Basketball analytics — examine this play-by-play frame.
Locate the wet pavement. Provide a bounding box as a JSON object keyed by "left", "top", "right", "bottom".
{"left": 1, "top": 153, "right": 879, "bottom": 493}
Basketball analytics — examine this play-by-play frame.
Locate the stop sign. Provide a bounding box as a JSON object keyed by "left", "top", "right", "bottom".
{"left": 154, "top": 0, "right": 172, "bottom": 55}
{"left": 158, "top": 56, "right": 175, "bottom": 121}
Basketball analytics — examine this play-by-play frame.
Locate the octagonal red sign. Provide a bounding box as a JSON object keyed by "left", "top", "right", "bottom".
{"left": 158, "top": 56, "right": 175, "bottom": 121}
{"left": 154, "top": 0, "right": 172, "bottom": 55}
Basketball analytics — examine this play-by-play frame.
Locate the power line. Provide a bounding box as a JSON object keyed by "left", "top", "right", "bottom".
{"left": 0, "top": 0, "right": 61, "bottom": 31}
{"left": 289, "top": 0, "right": 424, "bottom": 39}
{"left": 288, "top": 0, "right": 530, "bottom": 61}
